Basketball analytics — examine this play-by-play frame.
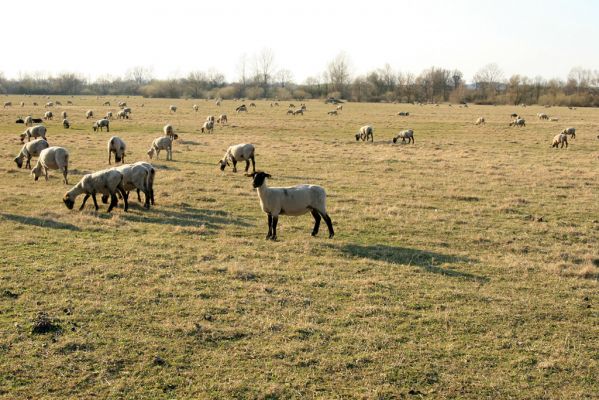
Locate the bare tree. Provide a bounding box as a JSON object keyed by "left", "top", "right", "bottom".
{"left": 326, "top": 52, "right": 352, "bottom": 97}
{"left": 126, "top": 66, "right": 153, "bottom": 86}
{"left": 473, "top": 63, "right": 504, "bottom": 99}
{"left": 254, "top": 48, "right": 275, "bottom": 87}
{"left": 276, "top": 69, "right": 293, "bottom": 88}
{"left": 236, "top": 54, "right": 248, "bottom": 87}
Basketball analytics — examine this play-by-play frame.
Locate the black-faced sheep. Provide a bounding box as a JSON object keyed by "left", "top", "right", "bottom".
{"left": 20, "top": 125, "right": 47, "bottom": 143}
{"left": 63, "top": 168, "right": 126, "bottom": 212}
{"left": 393, "top": 129, "right": 415, "bottom": 144}
{"left": 147, "top": 136, "right": 174, "bottom": 160}
{"left": 32, "top": 146, "right": 69, "bottom": 184}
{"left": 355, "top": 125, "right": 374, "bottom": 142}
{"left": 107, "top": 136, "right": 126, "bottom": 164}
{"left": 218, "top": 143, "right": 255, "bottom": 174}
{"left": 14, "top": 139, "right": 49, "bottom": 169}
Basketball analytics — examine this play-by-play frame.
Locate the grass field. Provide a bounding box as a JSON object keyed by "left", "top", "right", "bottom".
{"left": 0, "top": 96, "right": 598, "bottom": 399}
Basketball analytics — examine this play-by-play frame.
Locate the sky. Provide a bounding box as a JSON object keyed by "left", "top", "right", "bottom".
{"left": 1, "top": 0, "right": 597, "bottom": 84}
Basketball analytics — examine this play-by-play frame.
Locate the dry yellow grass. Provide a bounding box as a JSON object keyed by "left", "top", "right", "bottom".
{"left": 0, "top": 96, "right": 598, "bottom": 399}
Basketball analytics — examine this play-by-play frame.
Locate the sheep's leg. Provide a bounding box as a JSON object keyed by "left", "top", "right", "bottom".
{"left": 91, "top": 193, "right": 100, "bottom": 211}
{"left": 266, "top": 214, "right": 273, "bottom": 239}
{"left": 26, "top": 157, "right": 31, "bottom": 169}
{"left": 250, "top": 156, "right": 256, "bottom": 173}
{"left": 322, "top": 213, "right": 334, "bottom": 238}
{"left": 107, "top": 193, "right": 118, "bottom": 213}
{"left": 232, "top": 159, "right": 237, "bottom": 172}
{"left": 136, "top": 189, "right": 142, "bottom": 202}
{"left": 79, "top": 194, "right": 90, "bottom": 211}
{"left": 271, "top": 216, "right": 278, "bottom": 240}
{"left": 118, "top": 186, "right": 129, "bottom": 212}
{"left": 44, "top": 167, "right": 49, "bottom": 181}
{"left": 108, "top": 151, "right": 112, "bottom": 165}
{"left": 63, "top": 166, "right": 68, "bottom": 184}
{"left": 311, "top": 210, "right": 321, "bottom": 236}
{"left": 244, "top": 160, "right": 250, "bottom": 173}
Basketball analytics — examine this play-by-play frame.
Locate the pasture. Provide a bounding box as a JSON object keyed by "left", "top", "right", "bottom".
{"left": 0, "top": 97, "right": 598, "bottom": 399}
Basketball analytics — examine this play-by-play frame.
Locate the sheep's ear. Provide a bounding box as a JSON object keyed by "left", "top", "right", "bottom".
{"left": 264, "top": 173, "right": 272, "bottom": 178}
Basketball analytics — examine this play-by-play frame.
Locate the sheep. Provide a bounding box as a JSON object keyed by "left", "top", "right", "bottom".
{"left": 31, "top": 146, "right": 69, "bottom": 184}
{"left": 218, "top": 143, "right": 256, "bottom": 174}
{"left": 328, "top": 110, "right": 338, "bottom": 116}
{"left": 147, "top": 136, "right": 174, "bottom": 160}
{"left": 393, "top": 129, "right": 415, "bottom": 144}
{"left": 3, "top": 101, "right": 12, "bottom": 108}
{"left": 122, "top": 107, "right": 132, "bottom": 115}
{"left": 336, "top": 105, "right": 343, "bottom": 111}
{"left": 62, "top": 119, "right": 70, "bottom": 129}
{"left": 562, "top": 127, "right": 576, "bottom": 139}
{"left": 163, "top": 124, "right": 176, "bottom": 139}
{"left": 85, "top": 109, "right": 94, "bottom": 119}
{"left": 169, "top": 105, "right": 177, "bottom": 113}
{"left": 20, "top": 125, "right": 47, "bottom": 143}
{"left": 274, "top": 102, "right": 279, "bottom": 107}
{"left": 475, "top": 117, "right": 486, "bottom": 125}
{"left": 105, "top": 111, "right": 113, "bottom": 119}
{"left": 552, "top": 133, "right": 568, "bottom": 148}
{"left": 31, "top": 117, "right": 43, "bottom": 123}
{"left": 67, "top": 100, "right": 73, "bottom": 105}
{"left": 107, "top": 136, "right": 126, "bottom": 164}
{"left": 93, "top": 119, "right": 110, "bottom": 132}
{"left": 118, "top": 101, "right": 127, "bottom": 107}
{"left": 549, "top": 117, "right": 559, "bottom": 122}
{"left": 14, "top": 139, "right": 49, "bottom": 169}
{"left": 251, "top": 171, "right": 334, "bottom": 240}
{"left": 397, "top": 111, "right": 410, "bottom": 116}
{"left": 300, "top": 104, "right": 307, "bottom": 111}
{"left": 43, "top": 111, "right": 53, "bottom": 120}
{"left": 33, "top": 102, "right": 38, "bottom": 106}
{"left": 537, "top": 113, "right": 549, "bottom": 120}
{"left": 215, "top": 100, "right": 221, "bottom": 106}
{"left": 55, "top": 101, "right": 62, "bottom": 106}
{"left": 20, "top": 101, "right": 25, "bottom": 107}
{"left": 103, "top": 101, "right": 111, "bottom": 106}
{"left": 193, "top": 104, "right": 199, "bottom": 112}
{"left": 217, "top": 114, "right": 228, "bottom": 124}
{"left": 509, "top": 118, "right": 526, "bottom": 127}
{"left": 286, "top": 109, "right": 294, "bottom": 115}
{"left": 62, "top": 168, "right": 127, "bottom": 212}
{"left": 510, "top": 113, "right": 518, "bottom": 118}
{"left": 355, "top": 125, "right": 374, "bottom": 142}
{"left": 236, "top": 104, "right": 248, "bottom": 113}
{"left": 61, "top": 111, "right": 67, "bottom": 119}
{"left": 293, "top": 109, "right": 304, "bottom": 116}
{"left": 201, "top": 120, "right": 214, "bottom": 133}
{"left": 45, "top": 102, "right": 54, "bottom": 108}
{"left": 206, "top": 115, "right": 216, "bottom": 123}
{"left": 249, "top": 102, "right": 256, "bottom": 107}
{"left": 15, "top": 117, "right": 24, "bottom": 124}
{"left": 102, "top": 164, "right": 151, "bottom": 209}
{"left": 289, "top": 103, "right": 295, "bottom": 108}
{"left": 116, "top": 110, "right": 129, "bottom": 119}
{"left": 132, "top": 161, "right": 156, "bottom": 206}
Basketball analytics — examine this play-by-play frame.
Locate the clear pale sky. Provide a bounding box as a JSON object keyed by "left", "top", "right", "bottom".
{"left": 1, "top": 0, "right": 597, "bottom": 83}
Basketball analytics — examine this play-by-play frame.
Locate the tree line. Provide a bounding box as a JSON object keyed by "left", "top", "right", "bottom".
{"left": 1, "top": 53, "right": 598, "bottom": 107}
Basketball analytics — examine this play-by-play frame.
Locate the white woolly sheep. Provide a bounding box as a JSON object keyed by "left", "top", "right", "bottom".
{"left": 236, "top": 104, "right": 247, "bottom": 113}
{"left": 509, "top": 118, "right": 526, "bottom": 127}
{"left": 102, "top": 164, "right": 151, "bottom": 209}
{"left": 118, "top": 101, "right": 127, "bottom": 108}
{"left": 20, "top": 125, "right": 47, "bottom": 143}
{"left": 3, "top": 101, "right": 12, "bottom": 108}
{"left": 293, "top": 109, "right": 304, "bottom": 116}
{"left": 475, "top": 117, "right": 486, "bottom": 125}
{"left": 218, "top": 143, "right": 255, "bottom": 174}
{"left": 163, "top": 124, "right": 176, "bottom": 139}
{"left": 206, "top": 115, "right": 216, "bottom": 123}
{"left": 107, "top": 136, "right": 126, "bottom": 164}
{"left": 32, "top": 146, "right": 69, "bottom": 184}
{"left": 62, "top": 168, "right": 126, "bottom": 212}
{"left": 328, "top": 110, "right": 338, "bottom": 116}
{"left": 14, "top": 139, "right": 49, "bottom": 169}
{"left": 251, "top": 172, "right": 334, "bottom": 240}
{"left": 355, "top": 125, "right": 374, "bottom": 142}
{"left": 217, "top": 114, "right": 228, "bottom": 124}
{"left": 336, "top": 105, "right": 343, "bottom": 111}
{"left": 20, "top": 102, "right": 25, "bottom": 107}
{"left": 122, "top": 107, "right": 132, "bottom": 115}
{"left": 537, "top": 113, "right": 549, "bottom": 120}
{"left": 169, "top": 105, "right": 177, "bottom": 113}
{"left": 116, "top": 110, "right": 128, "bottom": 119}
{"left": 147, "top": 136, "right": 174, "bottom": 160}
{"left": 55, "top": 101, "right": 62, "bottom": 106}
{"left": 45, "top": 102, "right": 54, "bottom": 108}
{"left": 93, "top": 119, "right": 110, "bottom": 132}
{"left": 201, "top": 120, "right": 214, "bottom": 134}
{"left": 562, "top": 127, "right": 576, "bottom": 138}
{"left": 552, "top": 133, "right": 568, "bottom": 148}
{"left": 105, "top": 111, "right": 113, "bottom": 119}
{"left": 43, "top": 111, "right": 53, "bottom": 120}
{"left": 132, "top": 161, "right": 156, "bottom": 206}
{"left": 216, "top": 100, "right": 221, "bottom": 106}
{"left": 24, "top": 115, "right": 33, "bottom": 126}
{"left": 61, "top": 111, "right": 67, "bottom": 119}
{"left": 63, "top": 119, "right": 70, "bottom": 129}
{"left": 193, "top": 104, "right": 199, "bottom": 112}
{"left": 85, "top": 110, "right": 94, "bottom": 119}
{"left": 393, "top": 129, "right": 415, "bottom": 144}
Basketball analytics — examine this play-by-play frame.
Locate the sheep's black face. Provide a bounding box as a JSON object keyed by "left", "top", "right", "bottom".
{"left": 14, "top": 157, "right": 23, "bottom": 168}
{"left": 115, "top": 155, "right": 122, "bottom": 163}
{"left": 393, "top": 137, "right": 397, "bottom": 144}
{"left": 355, "top": 134, "right": 360, "bottom": 141}
{"left": 219, "top": 160, "right": 227, "bottom": 171}
{"left": 63, "top": 195, "right": 74, "bottom": 209}
{"left": 252, "top": 172, "right": 271, "bottom": 188}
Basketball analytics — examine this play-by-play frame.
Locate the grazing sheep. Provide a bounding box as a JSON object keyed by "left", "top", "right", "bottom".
{"left": 31, "top": 117, "right": 43, "bottom": 123}
{"left": 62, "top": 168, "right": 126, "bottom": 212}
{"left": 286, "top": 109, "right": 294, "bottom": 115}
{"left": 397, "top": 111, "right": 410, "bottom": 116}
{"left": 14, "top": 139, "right": 49, "bottom": 169}
{"left": 216, "top": 100, "right": 221, "bottom": 106}
{"left": 274, "top": 102, "right": 279, "bottom": 107}
{"left": 249, "top": 102, "right": 256, "bottom": 107}
{"left": 562, "top": 127, "right": 576, "bottom": 139}
{"left": 20, "top": 102, "right": 25, "bottom": 107}
{"left": 55, "top": 101, "right": 62, "bottom": 106}
{"left": 289, "top": 103, "right": 295, "bottom": 108}
{"left": 118, "top": 102, "right": 127, "bottom": 108}
{"left": 549, "top": 117, "right": 559, "bottom": 122}
{"left": 537, "top": 113, "right": 549, "bottom": 120}
{"left": 15, "top": 117, "right": 25, "bottom": 124}
{"left": 20, "top": 125, "right": 47, "bottom": 143}
{"left": 510, "top": 113, "right": 518, "bottom": 118}
{"left": 393, "top": 129, "right": 415, "bottom": 144}
{"left": 31, "top": 146, "right": 69, "bottom": 184}
{"left": 132, "top": 161, "right": 156, "bottom": 206}
{"left": 67, "top": 100, "right": 73, "bottom": 105}
{"left": 33, "top": 102, "right": 38, "bottom": 106}
{"left": 122, "top": 107, "right": 132, "bottom": 115}
{"left": 236, "top": 104, "right": 248, "bottom": 113}
{"left": 61, "top": 111, "right": 67, "bottom": 119}
{"left": 105, "top": 111, "right": 113, "bottom": 119}
{"left": 509, "top": 118, "right": 526, "bottom": 127}
{"left": 3, "top": 101, "right": 12, "bottom": 108}
{"left": 251, "top": 172, "right": 334, "bottom": 240}
{"left": 217, "top": 114, "right": 228, "bottom": 124}
{"left": 336, "top": 105, "right": 343, "bottom": 111}
{"left": 147, "top": 136, "right": 174, "bottom": 160}
{"left": 103, "top": 101, "right": 111, "bottom": 106}
{"left": 62, "top": 119, "right": 70, "bottom": 129}
{"left": 45, "top": 102, "right": 54, "bottom": 108}
{"left": 206, "top": 115, "right": 216, "bottom": 123}
{"left": 293, "top": 109, "right": 304, "bottom": 116}
{"left": 218, "top": 143, "right": 255, "bottom": 173}
{"left": 85, "top": 110, "right": 94, "bottom": 119}
{"left": 475, "top": 117, "right": 486, "bottom": 125}
{"left": 201, "top": 120, "right": 214, "bottom": 133}
{"left": 43, "top": 111, "right": 53, "bottom": 120}
{"left": 93, "top": 119, "right": 110, "bottom": 132}
{"left": 328, "top": 110, "right": 338, "bottom": 116}
{"left": 355, "top": 125, "right": 374, "bottom": 142}
{"left": 163, "top": 124, "right": 176, "bottom": 139}
{"left": 552, "top": 133, "right": 568, "bottom": 148}
{"left": 193, "top": 104, "right": 199, "bottom": 112}
{"left": 116, "top": 110, "right": 129, "bottom": 119}
{"left": 102, "top": 164, "right": 151, "bottom": 209}
{"left": 169, "top": 105, "right": 177, "bottom": 113}
{"left": 107, "top": 136, "right": 126, "bottom": 164}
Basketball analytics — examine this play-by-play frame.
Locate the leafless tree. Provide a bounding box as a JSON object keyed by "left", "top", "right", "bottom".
{"left": 254, "top": 48, "right": 275, "bottom": 87}
{"left": 326, "top": 52, "right": 352, "bottom": 97}
{"left": 126, "top": 66, "right": 153, "bottom": 86}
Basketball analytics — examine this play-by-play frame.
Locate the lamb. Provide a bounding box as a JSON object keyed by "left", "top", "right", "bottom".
{"left": 62, "top": 168, "right": 127, "bottom": 212}
{"left": 562, "top": 127, "right": 576, "bottom": 138}
{"left": 43, "top": 111, "right": 53, "bottom": 120}
{"left": 509, "top": 118, "right": 526, "bottom": 127}
{"left": 218, "top": 143, "right": 256, "bottom": 174}
{"left": 107, "top": 136, "right": 126, "bottom": 164}
{"left": 85, "top": 109, "right": 94, "bottom": 119}
{"left": 102, "top": 163, "right": 151, "bottom": 209}
{"left": 169, "top": 105, "right": 177, "bottom": 113}
{"left": 163, "top": 124, "right": 176, "bottom": 139}
{"left": 552, "top": 133, "right": 568, "bottom": 148}
{"left": 93, "top": 119, "right": 110, "bottom": 132}
{"left": 3, "top": 101, "right": 12, "bottom": 108}
{"left": 217, "top": 114, "right": 228, "bottom": 124}
{"left": 20, "top": 125, "right": 47, "bottom": 143}
{"left": 201, "top": 120, "right": 214, "bottom": 134}
{"left": 328, "top": 110, "right": 338, "bottom": 116}
{"left": 14, "top": 139, "right": 49, "bottom": 169}
{"left": 393, "top": 129, "right": 415, "bottom": 144}
{"left": 31, "top": 146, "right": 69, "bottom": 184}
{"left": 475, "top": 117, "right": 486, "bottom": 125}
{"left": 193, "top": 104, "right": 199, "bottom": 112}
{"left": 251, "top": 172, "right": 334, "bottom": 240}
{"left": 147, "top": 136, "right": 174, "bottom": 160}
{"left": 61, "top": 111, "right": 67, "bottom": 119}
{"left": 355, "top": 125, "right": 374, "bottom": 142}
{"left": 63, "top": 119, "right": 70, "bottom": 129}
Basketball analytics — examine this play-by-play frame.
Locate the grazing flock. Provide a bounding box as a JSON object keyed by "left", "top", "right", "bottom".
{"left": 9, "top": 99, "right": 584, "bottom": 240}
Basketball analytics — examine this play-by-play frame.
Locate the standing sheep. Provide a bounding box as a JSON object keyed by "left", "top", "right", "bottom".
{"left": 509, "top": 118, "right": 526, "bottom": 127}
{"left": 193, "top": 104, "right": 199, "bottom": 112}
{"left": 86, "top": 110, "right": 94, "bottom": 119}
{"left": 107, "top": 136, "right": 126, "bottom": 164}
{"left": 201, "top": 120, "right": 214, "bottom": 134}
{"left": 163, "top": 124, "right": 177, "bottom": 139}
{"left": 61, "top": 111, "right": 67, "bottom": 119}
{"left": 43, "top": 111, "right": 53, "bottom": 120}
{"left": 105, "top": 111, "right": 113, "bottom": 119}
{"left": 147, "top": 136, "right": 174, "bottom": 161}
{"left": 217, "top": 114, "right": 228, "bottom": 124}
{"left": 132, "top": 161, "right": 156, "bottom": 206}
{"left": 102, "top": 164, "right": 151, "bottom": 209}
{"left": 63, "top": 119, "right": 70, "bottom": 129}
{"left": 24, "top": 115, "right": 33, "bottom": 126}
{"left": 251, "top": 172, "right": 334, "bottom": 240}
{"left": 475, "top": 117, "right": 486, "bottom": 125}
{"left": 218, "top": 143, "right": 256, "bottom": 174}
{"left": 552, "top": 133, "right": 568, "bottom": 148}
{"left": 31, "top": 146, "right": 69, "bottom": 184}
{"left": 62, "top": 168, "right": 127, "bottom": 212}
{"left": 14, "top": 139, "right": 50, "bottom": 169}
{"left": 169, "top": 105, "right": 177, "bottom": 113}
{"left": 355, "top": 125, "right": 374, "bottom": 142}
{"left": 20, "top": 125, "right": 47, "bottom": 143}
{"left": 393, "top": 129, "right": 415, "bottom": 144}
{"left": 562, "top": 127, "right": 576, "bottom": 139}
{"left": 93, "top": 119, "right": 110, "bottom": 132}
{"left": 3, "top": 101, "right": 12, "bottom": 108}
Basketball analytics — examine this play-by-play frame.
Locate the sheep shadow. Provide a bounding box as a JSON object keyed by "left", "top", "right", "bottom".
{"left": 335, "top": 243, "right": 488, "bottom": 282}
{"left": 0, "top": 212, "right": 81, "bottom": 231}
{"left": 119, "top": 205, "right": 251, "bottom": 232}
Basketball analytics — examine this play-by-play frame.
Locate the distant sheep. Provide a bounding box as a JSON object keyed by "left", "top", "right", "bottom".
{"left": 201, "top": 120, "right": 214, "bottom": 133}
{"left": 293, "top": 109, "right": 304, "bottom": 116}
{"left": 537, "top": 113, "right": 549, "bottom": 120}
{"left": 14, "top": 139, "right": 49, "bottom": 169}
{"left": 328, "top": 110, "right": 338, "bottom": 116}
{"left": 236, "top": 104, "right": 248, "bottom": 113}
{"left": 397, "top": 111, "right": 409, "bottom": 116}
{"left": 475, "top": 117, "right": 486, "bottom": 125}
{"left": 249, "top": 102, "right": 256, "bottom": 107}
{"left": 20, "top": 102, "right": 25, "bottom": 107}
{"left": 193, "top": 104, "right": 199, "bottom": 112}
{"left": 93, "top": 119, "right": 110, "bottom": 132}
{"left": 510, "top": 113, "right": 518, "bottom": 118}
{"left": 45, "top": 102, "right": 54, "bottom": 108}
{"left": 552, "top": 133, "right": 568, "bottom": 148}
{"left": 43, "top": 111, "right": 53, "bottom": 120}
{"left": 549, "top": 117, "right": 559, "bottom": 122}
{"left": 118, "top": 102, "right": 127, "bottom": 108}
{"left": 32, "top": 146, "right": 69, "bottom": 184}
{"left": 62, "top": 168, "right": 126, "bottom": 212}
{"left": 61, "top": 111, "right": 67, "bottom": 119}
{"left": 163, "top": 124, "right": 176, "bottom": 139}
{"left": 286, "top": 109, "right": 294, "bottom": 115}
{"left": 103, "top": 101, "right": 111, "bottom": 106}
{"left": 107, "top": 136, "right": 126, "bottom": 164}
{"left": 3, "top": 101, "right": 12, "bottom": 108}
{"left": 355, "top": 125, "right": 374, "bottom": 142}
{"left": 147, "top": 136, "right": 175, "bottom": 160}
{"left": 218, "top": 143, "right": 256, "bottom": 173}
{"left": 20, "top": 125, "right": 47, "bottom": 143}
{"left": 169, "top": 105, "right": 177, "bottom": 113}
{"left": 55, "top": 101, "right": 62, "bottom": 106}
{"left": 393, "top": 129, "right": 415, "bottom": 144}
{"left": 217, "top": 114, "right": 228, "bottom": 124}
{"left": 63, "top": 119, "right": 70, "bottom": 129}
{"left": 86, "top": 110, "right": 94, "bottom": 119}
{"left": 116, "top": 110, "right": 129, "bottom": 119}
{"left": 105, "top": 111, "right": 113, "bottom": 119}
{"left": 336, "top": 105, "right": 343, "bottom": 111}
{"left": 216, "top": 99, "right": 221, "bottom": 106}
{"left": 509, "top": 118, "right": 526, "bottom": 127}
{"left": 24, "top": 116, "right": 34, "bottom": 126}
{"left": 562, "top": 127, "right": 576, "bottom": 138}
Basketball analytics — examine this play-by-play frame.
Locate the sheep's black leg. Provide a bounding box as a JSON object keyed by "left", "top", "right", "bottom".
{"left": 245, "top": 160, "right": 250, "bottom": 173}
{"left": 144, "top": 190, "right": 150, "bottom": 209}
{"left": 266, "top": 214, "right": 273, "bottom": 239}
{"left": 251, "top": 156, "right": 256, "bottom": 173}
{"left": 107, "top": 193, "right": 117, "bottom": 212}
{"left": 150, "top": 189, "right": 155, "bottom": 205}
{"left": 101, "top": 194, "right": 109, "bottom": 204}
{"left": 63, "top": 166, "right": 68, "bottom": 184}
{"left": 79, "top": 194, "right": 90, "bottom": 211}
{"left": 311, "top": 210, "right": 321, "bottom": 236}
{"left": 232, "top": 159, "right": 237, "bottom": 172}
{"left": 322, "top": 213, "right": 334, "bottom": 238}
{"left": 136, "top": 189, "right": 142, "bottom": 202}
{"left": 271, "top": 216, "right": 278, "bottom": 240}
{"left": 118, "top": 187, "right": 128, "bottom": 212}
{"left": 92, "top": 194, "right": 99, "bottom": 211}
